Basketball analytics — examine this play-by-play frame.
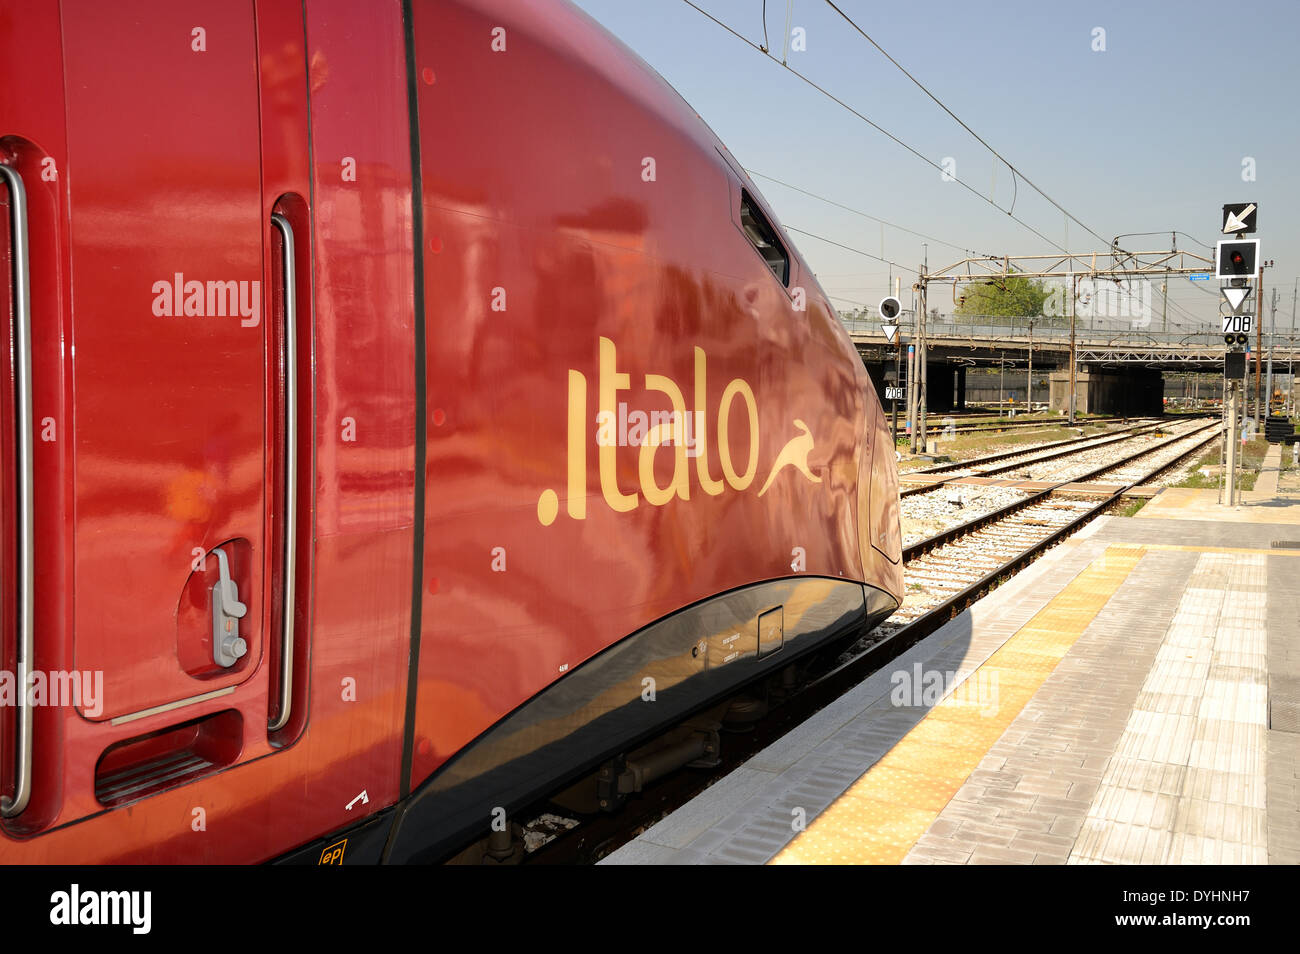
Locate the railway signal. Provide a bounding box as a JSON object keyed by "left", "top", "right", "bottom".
{"left": 1217, "top": 203, "right": 1262, "bottom": 506}
{"left": 878, "top": 295, "right": 901, "bottom": 345}
{"left": 1215, "top": 239, "right": 1259, "bottom": 280}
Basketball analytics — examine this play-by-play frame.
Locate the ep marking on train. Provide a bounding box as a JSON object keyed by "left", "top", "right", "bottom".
{"left": 319, "top": 840, "right": 348, "bottom": 865}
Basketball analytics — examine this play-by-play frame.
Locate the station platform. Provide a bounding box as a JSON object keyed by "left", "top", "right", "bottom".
{"left": 602, "top": 471, "right": 1300, "bottom": 865}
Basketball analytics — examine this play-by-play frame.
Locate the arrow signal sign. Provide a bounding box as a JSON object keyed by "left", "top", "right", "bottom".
{"left": 1222, "top": 286, "right": 1250, "bottom": 313}
{"left": 881, "top": 323, "right": 899, "bottom": 344}
{"left": 1222, "top": 202, "right": 1257, "bottom": 235}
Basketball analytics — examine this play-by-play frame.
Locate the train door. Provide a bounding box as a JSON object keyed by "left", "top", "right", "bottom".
{"left": 0, "top": 0, "right": 311, "bottom": 835}
{"left": 63, "top": 0, "right": 275, "bottom": 722}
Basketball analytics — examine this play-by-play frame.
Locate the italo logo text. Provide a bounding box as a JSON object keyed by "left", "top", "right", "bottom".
{"left": 49, "top": 884, "right": 151, "bottom": 934}
{"left": 537, "top": 338, "right": 821, "bottom": 526}
{"left": 0, "top": 667, "right": 103, "bottom": 717}
{"left": 151, "top": 273, "right": 261, "bottom": 327}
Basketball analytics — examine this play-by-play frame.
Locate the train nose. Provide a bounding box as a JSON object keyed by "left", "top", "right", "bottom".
{"left": 857, "top": 394, "right": 903, "bottom": 598}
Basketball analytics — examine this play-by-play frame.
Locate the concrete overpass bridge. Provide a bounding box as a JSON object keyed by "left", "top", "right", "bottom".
{"left": 843, "top": 313, "right": 1300, "bottom": 415}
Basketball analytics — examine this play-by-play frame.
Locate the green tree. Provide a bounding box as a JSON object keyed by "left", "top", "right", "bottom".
{"left": 954, "top": 275, "right": 1049, "bottom": 317}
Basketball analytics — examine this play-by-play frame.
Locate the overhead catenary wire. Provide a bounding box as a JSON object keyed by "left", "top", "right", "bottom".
{"left": 783, "top": 225, "right": 917, "bottom": 273}
{"left": 679, "top": 0, "right": 1078, "bottom": 256}
{"left": 697, "top": 0, "right": 1228, "bottom": 331}
{"left": 746, "top": 169, "right": 986, "bottom": 257}
{"left": 1113, "top": 230, "right": 1215, "bottom": 252}
{"left": 821, "top": 0, "right": 1117, "bottom": 253}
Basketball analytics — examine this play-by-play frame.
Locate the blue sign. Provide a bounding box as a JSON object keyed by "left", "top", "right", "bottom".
{"left": 1188, "top": 274, "right": 1213, "bottom": 282}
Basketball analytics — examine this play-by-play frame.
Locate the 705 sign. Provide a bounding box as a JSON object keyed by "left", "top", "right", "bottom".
{"left": 1221, "top": 313, "right": 1254, "bottom": 335}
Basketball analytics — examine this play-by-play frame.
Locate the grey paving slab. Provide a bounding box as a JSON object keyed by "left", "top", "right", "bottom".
{"left": 902, "top": 545, "right": 1190, "bottom": 865}
{"left": 1067, "top": 549, "right": 1272, "bottom": 864}
{"left": 1089, "top": 517, "right": 1291, "bottom": 549}
{"left": 599, "top": 838, "right": 682, "bottom": 865}
{"left": 621, "top": 767, "right": 779, "bottom": 850}
{"left": 1266, "top": 546, "right": 1300, "bottom": 861}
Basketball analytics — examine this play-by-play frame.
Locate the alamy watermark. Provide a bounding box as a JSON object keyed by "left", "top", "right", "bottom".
{"left": 151, "top": 273, "right": 260, "bottom": 327}
{"left": 1, "top": 667, "right": 104, "bottom": 717}
{"left": 50, "top": 884, "right": 150, "bottom": 934}
{"left": 596, "top": 405, "right": 705, "bottom": 457}
{"left": 890, "top": 663, "right": 999, "bottom": 716}
{"left": 1043, "top": 277, "right": 1156, "bottom": 328}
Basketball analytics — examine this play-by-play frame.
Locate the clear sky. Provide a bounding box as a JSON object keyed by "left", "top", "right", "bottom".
{"left": 570, "top": 0, "right": 1300, "bottom": 334}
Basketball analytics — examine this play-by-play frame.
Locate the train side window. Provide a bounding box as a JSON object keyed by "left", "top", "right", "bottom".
{"left": 739, "top": 190, "right": 789, "bottom": 286}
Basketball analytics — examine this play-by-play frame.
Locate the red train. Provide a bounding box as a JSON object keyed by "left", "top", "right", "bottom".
{"left": 0, "top": 0, "right": 901, "bottom": 863}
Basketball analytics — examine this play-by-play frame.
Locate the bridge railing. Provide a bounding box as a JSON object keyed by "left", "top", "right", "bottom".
{"left": 840, "top": 313, "right": 1300, "bottom": 350}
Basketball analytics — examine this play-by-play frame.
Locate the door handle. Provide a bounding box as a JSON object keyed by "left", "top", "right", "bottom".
{"left": 268, "top": 212, "right": 296, "bottom": 731}
{"left": 0, "top": 163, "right": 34, "bottom": 818}
{"left": 211, "top": 546, "right": 248, "bottom": 668}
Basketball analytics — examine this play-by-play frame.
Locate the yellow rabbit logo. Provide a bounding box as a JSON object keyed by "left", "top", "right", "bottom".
{"left": 758, "top": 419, "right": 822, "bottom": 497}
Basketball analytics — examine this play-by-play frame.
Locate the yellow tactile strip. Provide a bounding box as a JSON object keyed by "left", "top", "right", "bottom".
{"left": 771, "top": 545, "right": 1146, "bottom": 865}
{"left": 1108, "top": 542, "right": 1300, "bottom": 557}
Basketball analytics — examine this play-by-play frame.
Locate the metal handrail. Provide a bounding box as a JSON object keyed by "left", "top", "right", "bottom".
{"left": 268, "top": 212, "right": 296, "bottom": 732}
{"left": 0, "top": 164, "right": 33, "bottom": 817}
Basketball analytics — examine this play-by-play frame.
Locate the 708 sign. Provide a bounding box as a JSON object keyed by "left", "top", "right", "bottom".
{"left": 1222, "top": 313, "right": 1254, "bottom": 335}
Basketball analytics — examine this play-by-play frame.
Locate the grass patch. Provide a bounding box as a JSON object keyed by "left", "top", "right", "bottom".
{"left": 1113, "top": 498, "right": 1147, "bottom": 517}
{"left": 1173, "top": 438, "right": 1271, "bottom": 491}
{"left": 1173, "top": 449, "right": 1222, "bottom": 489}
{"left": 926, "top": 424, "right": 1106, "bottom": 462}
{"left": 1236, "top": 437, "right": 1270, "bottom": 491}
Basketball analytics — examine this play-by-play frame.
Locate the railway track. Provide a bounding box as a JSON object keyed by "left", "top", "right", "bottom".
{"left": 937, "top": 415, "right": 1129, "bottom": 436}
{"left": 899, "top": 418, "right": 1201, "bottom": 510}
{"left": 991, "top": 419, "right": 1214, "bottom": 483}
{"left": 902, "top": 421, "right": 1219, "bottom": 559}
{"left": 510, "top": 418, "right": 1223, "bottom": 865}
{"left": 892, "top": 495, "right": 1099, "bottom": 626}
{"left": 901, "top": 420, "right": 1164, "bottom": 491}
